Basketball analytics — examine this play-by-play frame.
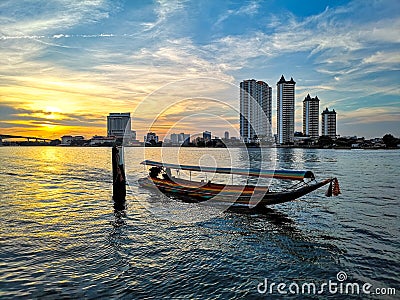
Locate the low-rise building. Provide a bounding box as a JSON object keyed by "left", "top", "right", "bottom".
{"left": 60, "top": 135, "right": 86, "bottom": 146}
{"left": 61, "top": 135, "right": 73, "bottom": 145}
{"left": 144, "top": 132, "right": 159, "bottom": 144}
{"left": 90, "top": 135, "right": 116, "bottom": 146}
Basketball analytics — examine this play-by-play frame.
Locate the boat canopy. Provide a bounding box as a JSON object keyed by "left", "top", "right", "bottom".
{"left": 140, "top": 160, "right": 315, "bottom": 181}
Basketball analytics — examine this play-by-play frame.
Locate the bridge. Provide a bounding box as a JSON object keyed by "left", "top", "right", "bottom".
{"left": 0, "top": 134, "right": 52, "bottom": 143}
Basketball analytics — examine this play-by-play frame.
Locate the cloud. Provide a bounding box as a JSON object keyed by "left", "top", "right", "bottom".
{"left": 207, "top": 0, "right": 399, "bottom": 82}
{"left": 141, "top": 0, "right": 187, "bottom": 32}
{"left": 0, "top": 103, "right": 108, "bottom": 138}
{"left": 0, "top": 0, "right": 398, "bottom": 139}
{"left": 362, "top": 51, "right": 400, "bottom": 65}
{"left": 0, "top": 0, "right": 114, "bottom": 36}
{"left": 214, "top": 0, "right": 260, "bottom": 27}
{"left": 0, "top": 104, "right": 105, "bottom": 124}
{"left": 131, "top": 39, "right": 234, "bottom": 80}
{"left": 239, "top": 1, "right": 260, "bottom": 15}
{"left": 213, "top": 2, "right": 398, "bottom": 60}
{"left": 339, "top": 107, "right": 400, "bottom": 125}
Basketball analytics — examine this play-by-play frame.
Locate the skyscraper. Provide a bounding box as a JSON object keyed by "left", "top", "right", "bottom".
{"left": 240, "top": 79, "right": 272, "bottom": 143}
{"left": 224, "top": 131, "right": 229, "bottom": 140}
{"left": 277, "top": 75, "right": 296, "bottom": 145}
{"left": 321, "top": 108, "right": 337, "bottom": 139}
{"left": 303, "top": 94, "right": 320, "bottom": 139}
{"left": 107, "top": 113, "right": 132, "bottom": 138}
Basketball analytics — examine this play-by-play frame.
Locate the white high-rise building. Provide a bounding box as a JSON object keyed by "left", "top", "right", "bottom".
{"left": 240, "top": 79, "right": 272, "bottom": 143}
{"left": 321, "top": 108, "right": 337, "bottom": 139}
{"left": 277, "top": 75, "right": 296, "bottom": 145}
{"left": 303, "top": 94, "right": 320, "bottom": 139}
{"left": 107, "top": 113, "right": 132, "bottom": 138}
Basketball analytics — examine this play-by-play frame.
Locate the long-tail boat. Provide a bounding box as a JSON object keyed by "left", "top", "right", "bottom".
{"left": 138, "top": 160, "right": 340, "bottom": 208}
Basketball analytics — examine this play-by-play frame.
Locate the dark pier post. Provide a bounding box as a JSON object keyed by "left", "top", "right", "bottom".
{"left": 112, "top": 146, "right": 126, "bottom": 205}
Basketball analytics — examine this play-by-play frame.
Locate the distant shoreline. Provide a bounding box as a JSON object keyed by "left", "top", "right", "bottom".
{"left": 1, "top": 144, "right": 399, "bottom": 150}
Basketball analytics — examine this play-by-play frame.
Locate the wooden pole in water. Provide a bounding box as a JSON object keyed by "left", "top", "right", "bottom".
{"left": 112, "top": 145, "right": 126, "bottom": 202}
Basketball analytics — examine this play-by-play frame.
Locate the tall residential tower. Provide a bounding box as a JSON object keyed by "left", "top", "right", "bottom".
{"left": 277, "top": 75, "right": 296, "bottom": 145}
{"left": 240, "top": 79, "right": 272, "bottom": 142}
{"left": 303, "top": 94, "right": 320, "bottom": 139}
{"left": 321, "top": 108, "right": 337, "bottom": 139}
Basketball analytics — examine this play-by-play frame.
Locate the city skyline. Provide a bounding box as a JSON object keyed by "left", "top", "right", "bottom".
{"left": 0, "top": 0, "right": 399, "bottom": 139}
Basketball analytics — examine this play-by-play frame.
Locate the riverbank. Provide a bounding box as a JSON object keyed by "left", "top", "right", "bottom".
{"left": 1, "top": 143, "right": 399, "bottom": 150}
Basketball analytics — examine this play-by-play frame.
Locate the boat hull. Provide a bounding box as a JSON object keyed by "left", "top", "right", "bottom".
{"left": 138, "top": 176, "right": 334, "bottom": 208}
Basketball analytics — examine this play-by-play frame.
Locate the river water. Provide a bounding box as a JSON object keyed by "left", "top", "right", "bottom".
{"left": 0, "top": 147, "right": 398, "bottom": 299}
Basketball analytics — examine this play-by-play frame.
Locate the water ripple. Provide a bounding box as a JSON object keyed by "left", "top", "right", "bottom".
{"left": 0, "top": 147, "right": 399, "bottom": 298}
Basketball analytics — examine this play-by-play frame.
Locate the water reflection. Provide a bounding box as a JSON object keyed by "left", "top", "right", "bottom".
{"left": 225, "top": 209, "right": 340, "bottom": 264}
{"left": 113, "top": 196, "right": 127, "bottom": 228}
{"left": 299, "top": 149, "right": 320, "bottom": 163}
{"left": 228, "top": 206, "right": 297, "bottom": 230}
{"left": 276, "top": 148, "right": 296, "bottom": 168}
{"left": 112, "top": 210, "right": 127, "bottom": 227}
{"left": 113, "top": 197, "right": 126, "bottom": 212}
{"left": 0, "top": 147, "right": 398, "bottom": 298}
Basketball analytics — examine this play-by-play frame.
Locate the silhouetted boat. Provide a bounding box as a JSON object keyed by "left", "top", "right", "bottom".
{"left": 138, "top": 160, "right": 340, "bottom": 208}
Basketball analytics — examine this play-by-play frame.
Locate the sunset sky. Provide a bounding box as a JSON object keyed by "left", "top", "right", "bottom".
{"left": 0, "top": 0, "right": 399, "bottom": 140}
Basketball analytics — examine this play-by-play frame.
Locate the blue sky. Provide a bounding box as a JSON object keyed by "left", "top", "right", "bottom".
{"left": 0, "top": 0, "right": 399, "bottom": 139}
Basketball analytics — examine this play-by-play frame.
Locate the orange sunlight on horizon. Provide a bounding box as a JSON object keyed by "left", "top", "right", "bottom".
{"left": 0, "top": 76, "right": 142, "bottom": 139}
{"left": 1, "top": 73, "right": 242, "bottom": 140}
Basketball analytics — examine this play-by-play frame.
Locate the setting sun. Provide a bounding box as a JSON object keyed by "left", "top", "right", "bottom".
{"left": 45, "top": 106, "right": 61, "bottom": 114}
{"left": 44, "top": 106, "right": 62, "bottom": 120}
